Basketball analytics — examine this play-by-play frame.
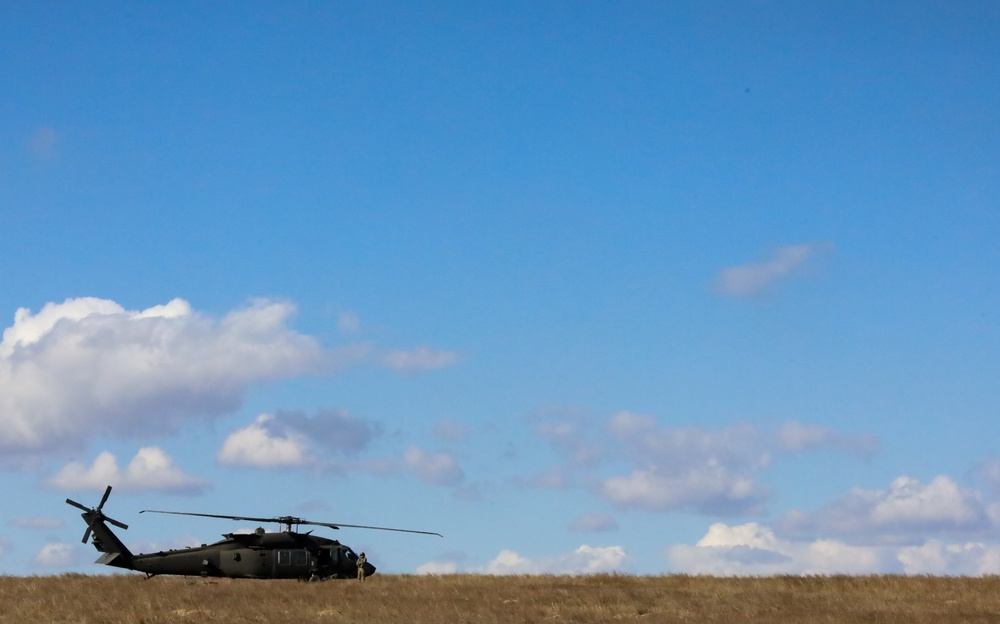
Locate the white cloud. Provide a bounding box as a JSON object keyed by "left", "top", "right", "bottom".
{"left": 0, "top": 297, "right": 325, "bottom": 455}
{"left": 872, "top": 476, "right": 983, "bottom": 526}
{"left": 668, "top": 523, "right": 895, "bottom": 575}
{"left": 218, "top": 414, "right": 311, "bottom": 468}
{"left": 415, "top": 560, "right": 459, "bottom": 575}
{"left": 48, "top": 447, "right": 208, "bottom": 494}
{"left": 403, "top": 446, "right": 464, "bottom": 486}
{"left": 381, "top": 346, "right": 462, "bottom": 373}
{"left": 31, "top": 542, "right": 80, "bottom": 567}
{"left": 780, "top": 475, "right": 995, "bottom": 541}
{"left": 670, "top": 521, "right": 1000, "bottom": 576}
{"left": 602, "top": 465, "right": 767, "bottom": 515}
{"left": 665, "top": 475, "right": 1000, "bottom": 575}
{"left": 10, "top": 517, "right": 63, "bottom": 530}
{"left": 569, "top": 513, "right": 618, "bottom": 533}
{"left": 714, "top": 242, "right": 830, "bottom": 298}
{"left": 477, "top": 545, "right": 629, "bottom": 575}
{"left": 898, "top": 540, "right": 1000, "bottom": 576}
{"left": 217, "top": 409, "right": 380, "bottom": 469}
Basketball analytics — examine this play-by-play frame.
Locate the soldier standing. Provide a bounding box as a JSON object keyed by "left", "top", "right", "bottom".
{"left": 356, "top": 552, "right": 367, "bottom": 581}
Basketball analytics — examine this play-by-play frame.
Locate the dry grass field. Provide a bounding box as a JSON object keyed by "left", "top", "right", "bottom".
{"left": 2, "top": 573, "right": 999, "bottom": 623}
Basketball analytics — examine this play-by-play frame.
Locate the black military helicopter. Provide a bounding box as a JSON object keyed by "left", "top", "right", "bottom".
{"left": 66, "top": 485, "right": 441, "bottom": 580}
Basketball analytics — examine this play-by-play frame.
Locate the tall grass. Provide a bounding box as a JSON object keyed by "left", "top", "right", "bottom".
{"left": 2, "top": 574, "right": 999, "bottom": 623}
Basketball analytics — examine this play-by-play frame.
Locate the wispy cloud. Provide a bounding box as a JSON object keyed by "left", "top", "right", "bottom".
{"left": 713, "top": 242, "right": 832, "bottom": 298}
{"left": 381, "top": 346, "right": 462, "bottom": 374}
{"left": 569, "top": 513, "right": 618, "bottom": 533}
{"left": 10, "top": 517, "right": 63, "bottom": 530}
{"left": 526, "top": 410, "right": 877, "bottom": 516}
{"left": 403, "top": 446, "right": 465, "bottom": 486}
{"left": 433, "top": 419, "right": 471, "bottom": 442}
{"left": 25, "top": 126, "right": 59, "bottom": 160}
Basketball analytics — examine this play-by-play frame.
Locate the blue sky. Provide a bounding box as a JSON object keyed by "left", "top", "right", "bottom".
{"left": 1, "top": 1, "right": 999, "bottom": 575}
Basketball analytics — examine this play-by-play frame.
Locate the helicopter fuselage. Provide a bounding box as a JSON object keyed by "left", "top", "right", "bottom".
{"left": 67, "top": 486, "right": 437, "bottom": 580}
{"left": 111, "top": 530, "right": 374, "bottom": 580}
{"left": 81, "top": 505, "right": 375, "bottom": 580}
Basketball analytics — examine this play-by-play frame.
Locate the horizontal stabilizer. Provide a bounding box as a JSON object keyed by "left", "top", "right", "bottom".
{"left": 96, "top": 552, "right": 121, "bottom": 565}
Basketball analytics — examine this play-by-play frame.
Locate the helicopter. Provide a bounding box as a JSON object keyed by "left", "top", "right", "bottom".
{"left": 66, "top": 485, "right": 441, "bottom": 580}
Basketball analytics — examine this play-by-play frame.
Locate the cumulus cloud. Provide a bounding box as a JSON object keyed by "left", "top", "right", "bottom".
{"left": 476, "top": 545, "right": 630, "bottom": 575}
{"left": 0, "top": 297, "right": 325, "bottom": 455}
{"left": 218, "top": 415, "right": 309, "bottom": 469}
{"left": 48, "top": 447, "right": 208, "bottom": 494}
{"left": 780, "top": 475, "right": 997, "bottom": 542}
{"left": 713, "top": 242, "right": 831, "bottom": 298}
{"left": 897, "top": 540, "right": 1000, "bottom": 576}
{"left": 666, "top": 475, "right": 1000, "bottom": 575}
{"left": 380, "top": 346, "right": 462, "bottom": 374}
{"left": 670, "top": 520, "right": 1000, "bottom": 576}
{"left": 217, "top": 409, "right": 379, "bottom": 470}
{"left": 668, "top": 522, "right": 896, "bottom": 575}
{"left": 31, "top": 542, "right": 81, "bottom": 567}
{"left": 403, "top": 446, "right": 464, "bottom": 486}
{"left": 415, "top": 560, "right": 459, "bottom": 575}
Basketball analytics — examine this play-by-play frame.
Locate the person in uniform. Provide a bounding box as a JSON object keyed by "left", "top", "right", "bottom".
{"left": 356, "top": 552, "right": 367, "bottom": 581}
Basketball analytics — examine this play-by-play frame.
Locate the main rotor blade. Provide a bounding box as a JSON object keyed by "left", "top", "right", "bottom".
{"left": 140, "top": 509, "right": 442, "bottom": 537}
{"left": 140, "top": 509, "right": 284, "bottom": 524}
{"left": 300, "top": 520, "right": 443, "bottom": 537}
{"left": 97, "top": 485, "right": 112, "bottom": 511}
{"left": 66, "top": 498, "right": 90, "bottom": 513}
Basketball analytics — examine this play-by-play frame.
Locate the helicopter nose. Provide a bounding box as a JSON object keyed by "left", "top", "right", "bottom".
{"left": 363, "top": 561, "right": 376, "bottom": 577}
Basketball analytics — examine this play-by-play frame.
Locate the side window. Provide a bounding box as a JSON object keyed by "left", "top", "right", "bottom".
{"left": 292, "top": 550, "right": 308, "bottom": 566}
{"left": 278, "top": 550, "right": 291, "bottom": 565}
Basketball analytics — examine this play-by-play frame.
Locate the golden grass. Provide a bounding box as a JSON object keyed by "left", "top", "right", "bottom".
{"left": 2, "top": 574, "right": 999, "bottom": 623}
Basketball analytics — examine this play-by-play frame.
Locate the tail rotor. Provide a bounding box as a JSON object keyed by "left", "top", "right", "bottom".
{"left": 66, "top": 485, "right": 129, "bottom": 544}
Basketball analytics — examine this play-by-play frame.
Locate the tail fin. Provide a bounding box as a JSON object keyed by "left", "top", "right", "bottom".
{"left": 66, "top": 485, "right": 134, "bottom": 568}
